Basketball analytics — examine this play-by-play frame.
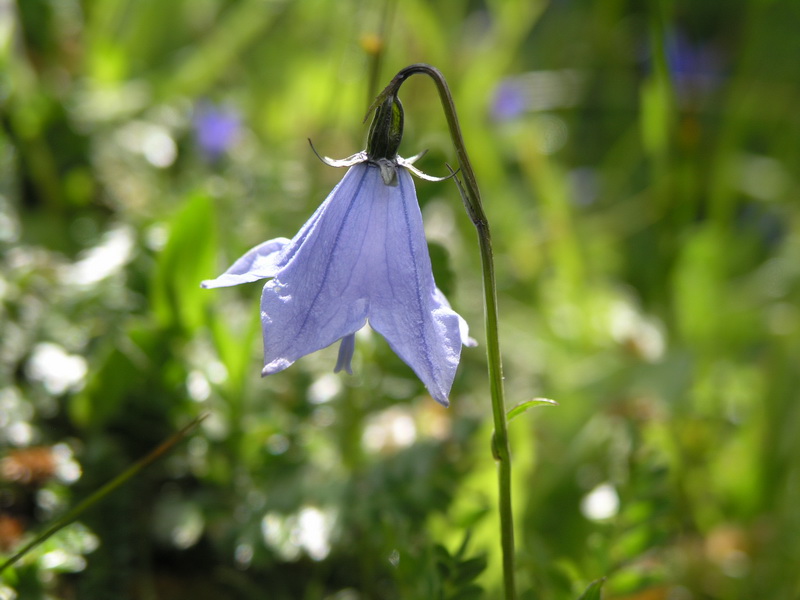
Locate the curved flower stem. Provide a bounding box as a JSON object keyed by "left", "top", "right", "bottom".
{"left": 373, "top": 64, "right": 516, "bottom": 600}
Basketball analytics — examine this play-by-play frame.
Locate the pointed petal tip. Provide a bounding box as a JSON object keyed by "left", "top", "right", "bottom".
{"left": 200, "top": 274, "right": 249, "bottom": 289}
{"left": 428, "top": 385, "right": 451, "bottom": 407}
{"left": 434, "top": 395, "right": 451, "bottom": 408}
{"left": 203, "top": 237, "right": 292, "bottom": 290}
{"left": 262, "top": 358, "right": 292, "bottom": 377}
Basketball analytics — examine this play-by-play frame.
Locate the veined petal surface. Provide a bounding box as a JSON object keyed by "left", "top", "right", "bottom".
{"left": 260, "top": 163, "right": 464, "bottom": 406}
{"left": 260, "top": 165, "right": 375, "bottom": 375}
{"left": 365, "top": 168, "right": 464, "bottom": 406}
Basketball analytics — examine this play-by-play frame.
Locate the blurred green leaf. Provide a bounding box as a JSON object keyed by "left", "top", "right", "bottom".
{"left": 447, "top": 583, "right": 483, "bottom": 600}
{"left": 151, "top": 192, "right": 217, "bottom": 333}
{"left": 211, "top": 314, "right": 259, "bottom": 394}
{"left": 577, "top": 577, "right": 606, "bottom": 600}
{"left": 70, "top": 321, "right": 162, "bottom": 429}
{"left": 454, "top": 555, "right": 487, "bottom": 584}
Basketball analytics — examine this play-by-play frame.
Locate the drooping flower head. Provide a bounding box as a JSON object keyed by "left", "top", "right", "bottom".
{"left": 202, "top": 94, "right": 475, "bottom": 406}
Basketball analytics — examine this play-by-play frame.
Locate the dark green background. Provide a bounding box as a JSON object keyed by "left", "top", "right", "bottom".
{"left": 1, "top": 0, "right": 799, "bottom": 598}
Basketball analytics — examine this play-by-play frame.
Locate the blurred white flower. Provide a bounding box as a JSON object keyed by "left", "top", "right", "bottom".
{"left": 26, "top": 343, "right": 87, "bottom": 395}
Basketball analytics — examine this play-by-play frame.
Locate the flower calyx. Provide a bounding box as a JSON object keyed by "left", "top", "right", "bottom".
{"left": 308, "top": 91, "right": 456, "bottom": 186}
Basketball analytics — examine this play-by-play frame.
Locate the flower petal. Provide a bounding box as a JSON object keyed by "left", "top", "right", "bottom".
{"left": 201, "top": 238, "right": 290, "bottom": 288}
{"left": 200, "top": 171, "right": 355, "bottom": 289}
{"left": 233, "top": 161, "right": 473, "bottom": 406}
{"left": 364, "top": 168, "right": 464, "bottom": 407}
{"left": 434, "top": 287, "right": 478, "bottom": 348}
{"left": 260, "top": 165, "right": 376, "bottom": 375}
{"left": 334, "top": 334, "right": 356, "bottom": 375}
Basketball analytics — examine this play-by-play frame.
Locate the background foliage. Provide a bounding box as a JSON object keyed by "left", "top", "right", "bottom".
{"left": 2, "top": 0, "right": 799, "bottom": 598}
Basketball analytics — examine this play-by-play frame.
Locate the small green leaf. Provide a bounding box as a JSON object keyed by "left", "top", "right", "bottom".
{"left": 507, "top": 398, "right": 559, "bottom": 423}
{"left": 577, "top": 577, "right": 606, "bottom": 600}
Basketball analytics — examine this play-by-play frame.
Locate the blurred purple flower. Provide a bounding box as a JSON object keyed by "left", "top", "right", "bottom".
{"left": 193, "top": 102, "right": 241, "bottom": 160}
{"left": 666, "top": 31, "right": 724, "bottom": 102}
{"left": 202, "top": 154, "right": 475, "bottom": 407}
{"left": 490, "top": 71, "right": 583, "bottom": 121}
{"left": 491, "top": 80, "right": 529, "bottom": 121}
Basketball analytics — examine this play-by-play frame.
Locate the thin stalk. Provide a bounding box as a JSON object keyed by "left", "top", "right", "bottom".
{"left": 0, "top": 415, "right": 207, "bottom": 574}
{"left": 364, "top": 0, "right": 398, "bottom": 108}
{"left": 372, "top": 64, "right": 516, "bottom": 600}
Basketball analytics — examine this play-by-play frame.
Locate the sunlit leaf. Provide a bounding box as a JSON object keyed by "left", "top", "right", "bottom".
{"left": 577, "top": 577, "right": 606, "bottom": 600}
{"left": 151, "top": 192, "right": 217, "bottom": 333}
{"left": 506, "top": 397, "right": 559, "bottom": 423}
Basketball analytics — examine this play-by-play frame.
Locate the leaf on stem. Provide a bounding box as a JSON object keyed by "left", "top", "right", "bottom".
{"left": 506, "top": 398, "right": 558, "bottom": 423}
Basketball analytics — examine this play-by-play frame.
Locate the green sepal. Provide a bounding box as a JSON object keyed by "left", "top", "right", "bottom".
{"left": 366, "top": 94, "right": 404, "bottom": 162}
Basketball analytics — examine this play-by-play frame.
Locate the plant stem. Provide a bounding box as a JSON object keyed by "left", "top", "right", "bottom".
{"left": 364, "top": 0, "right": 398, "bottom": 108}
{"left": 0, "top": 415, "right": 207, "bottom": 574}
{"left": 373, "top": 64, "right": 517, "bottom": 600}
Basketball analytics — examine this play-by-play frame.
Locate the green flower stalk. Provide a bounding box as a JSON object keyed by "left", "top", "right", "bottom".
{"left": 371, "top": 64, "right": 517, "bottom": 600}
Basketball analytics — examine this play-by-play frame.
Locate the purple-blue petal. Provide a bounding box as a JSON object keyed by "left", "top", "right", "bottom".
{"left": 200, "top": 173, "right": 357, "bottom": 289}
{"left": 258, "top": 163, "right": 467, "bottom": 405}
{"left": 201, "top": 238, "right": 290, "bottom": 288}
{"left": 365, "top": 168, "right": 463, "bottom": 406}
{"left": 260, "top": 165, "right": 374, "bottom": 376}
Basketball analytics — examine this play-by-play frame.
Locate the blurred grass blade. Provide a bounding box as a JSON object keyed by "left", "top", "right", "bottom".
{"left": 507, "top": 398, "right": 559, "bottom": 423}
{"left": 577, "top": 577, "right": 606, "bottom": 600}
{"left": 0, "top": 415, "right": 207, "bottom": 575}
{"left": 162, "top": 0, "right": 288, "bottom": 98}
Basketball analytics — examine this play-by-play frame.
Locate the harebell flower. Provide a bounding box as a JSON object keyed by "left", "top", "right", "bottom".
{"left": 202, "top": 94, "right": 475, "bottom": 406}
